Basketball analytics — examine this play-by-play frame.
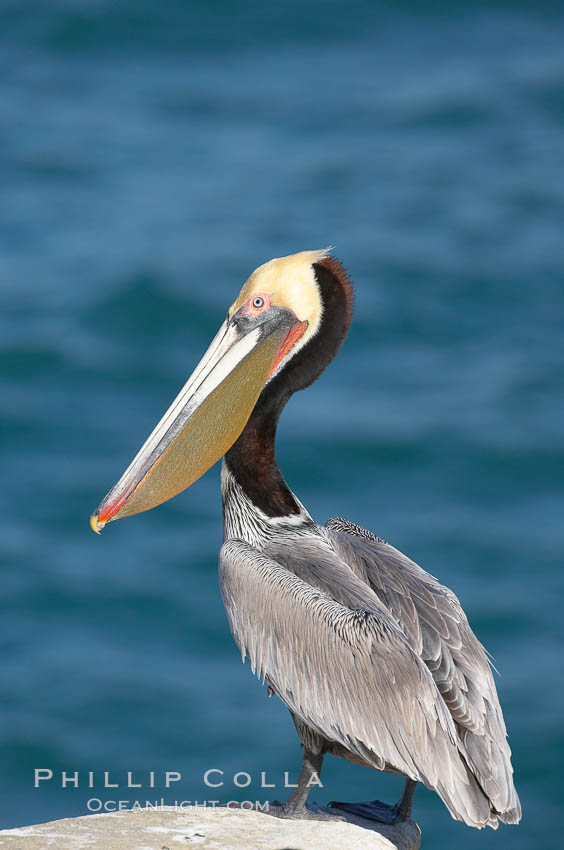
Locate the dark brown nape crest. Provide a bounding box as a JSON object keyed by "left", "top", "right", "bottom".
{"left": 225, "top": 255, "right": 354, "bottom": 517}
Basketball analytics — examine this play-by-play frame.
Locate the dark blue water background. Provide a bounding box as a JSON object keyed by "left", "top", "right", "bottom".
{"left": 1, "top": 2, "right": 563, "bottom": 847}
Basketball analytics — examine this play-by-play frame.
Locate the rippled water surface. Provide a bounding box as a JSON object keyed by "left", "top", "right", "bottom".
{"left": 1, "top": 2, "right": 563, "bottom": 847}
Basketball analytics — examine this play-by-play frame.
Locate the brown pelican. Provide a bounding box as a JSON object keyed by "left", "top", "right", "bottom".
{"left": 91, "top": 250, "right": 521, "bottom": 829}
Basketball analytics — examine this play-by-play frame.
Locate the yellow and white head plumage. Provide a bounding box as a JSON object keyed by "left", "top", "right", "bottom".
{"left": 228, "top": 248, "right": 331, "bottom": 359}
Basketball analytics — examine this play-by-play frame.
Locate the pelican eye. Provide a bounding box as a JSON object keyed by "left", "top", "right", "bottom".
{"left": 252, "top": 296, "right": 265, "bottom": 309}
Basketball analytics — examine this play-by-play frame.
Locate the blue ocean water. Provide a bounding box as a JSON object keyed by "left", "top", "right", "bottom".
{"left": 1, "top": 2, "right": 563, "bottom": 846}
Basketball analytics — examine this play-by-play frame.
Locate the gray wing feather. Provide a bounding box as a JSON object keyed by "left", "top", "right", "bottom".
{"left": 220, "top": 538, "right": 496, "bottom": 828}
{"left": 326, "top": 517, "right": 521, "bottom": 824}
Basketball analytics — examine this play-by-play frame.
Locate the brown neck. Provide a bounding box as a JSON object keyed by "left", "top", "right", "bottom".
{"left": 224, "top": 256, "right": 353, "bottom": 518}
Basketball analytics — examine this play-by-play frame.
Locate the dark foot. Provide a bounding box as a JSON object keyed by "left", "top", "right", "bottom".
{"left": 328, "top": 798, "right": 404, "bottom": 824}
{"left": 226, "top": 800, "right": 345, "bottom": 822}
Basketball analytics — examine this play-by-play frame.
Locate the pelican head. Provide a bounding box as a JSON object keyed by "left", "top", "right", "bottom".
{"left": 90, "top": 249, "right": 340, "bottom": 532}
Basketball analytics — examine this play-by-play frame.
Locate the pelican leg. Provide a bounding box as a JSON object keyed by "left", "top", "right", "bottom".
{"left": 229, "top": 749, "right": 344, "bottom": 821}
{"left": 329, "top": 777, "right": 417, "bottom": 824}
{"left": 270, "top": 748, "right": 345, "bottom": 821}
{"left": 396, "top": 777, "right": 417, "bottom": 820}
{"left": 274, "top": 749, "right": 329, "bottom": 819}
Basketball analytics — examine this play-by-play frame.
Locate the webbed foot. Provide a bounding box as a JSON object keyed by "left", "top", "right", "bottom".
{"left": 227, "top": 800, "right": 345, "bottom": 821}
{"left": 328, "top": 798, "right": 402, "bottom": 824}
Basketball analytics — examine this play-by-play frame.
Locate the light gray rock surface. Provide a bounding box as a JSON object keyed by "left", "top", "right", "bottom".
{"left": 0, "top": 806, "right": 421, "bottom": 850}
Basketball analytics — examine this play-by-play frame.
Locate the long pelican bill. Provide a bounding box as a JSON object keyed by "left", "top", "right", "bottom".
{"left": 90, "top": 304, "right": 306, "bottom": 532}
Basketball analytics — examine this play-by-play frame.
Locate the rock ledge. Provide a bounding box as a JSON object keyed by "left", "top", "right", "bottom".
{"left": 0, "top": 805, "right": 421, "bottom": 849}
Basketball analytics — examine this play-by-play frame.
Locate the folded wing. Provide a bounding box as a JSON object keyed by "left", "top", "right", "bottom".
{"left": 220, "top": 537, "right": 499, "bottom": 827}
{"left": 326, "top": 517, "right": 521, "bottom": 825}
